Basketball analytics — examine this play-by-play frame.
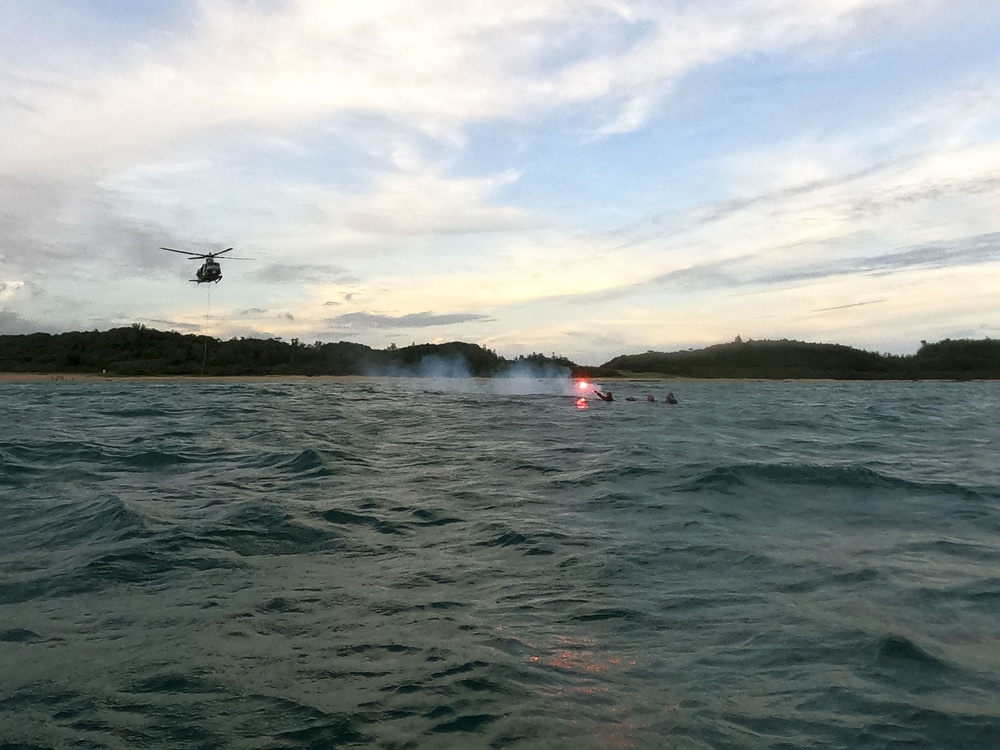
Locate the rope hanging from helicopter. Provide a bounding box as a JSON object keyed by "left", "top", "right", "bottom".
{"left": 159, "top": 246, "right": 252, "bottom": 376}
{"left": 202, "top": 282, "right": 211, "bottom": 375}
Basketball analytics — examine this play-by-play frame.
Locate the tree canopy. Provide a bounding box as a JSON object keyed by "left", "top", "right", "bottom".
{"left": 602, "top": 338, "right": 1000, "bottom": 380}
{"left": 1, "top": 326, "right": 998, "bottom": 379}
{"left": 0, "top": 325, "right": 570, "bottom": 378}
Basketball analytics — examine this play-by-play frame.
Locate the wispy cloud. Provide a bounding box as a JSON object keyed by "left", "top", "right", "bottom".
{"left": 1, "top": 0, "right": 927, "bottom": 173}
{"left": 342, "top": 168, "right": 529, "bottom": 235}
{"left": 813, "top": 299, "right": 885, "bottom": 312}
{"left": 247, "top": 262, "right": 355, "bottom": 285}
{"left": 327, "top": 311, "right": 493, "bottom": 330}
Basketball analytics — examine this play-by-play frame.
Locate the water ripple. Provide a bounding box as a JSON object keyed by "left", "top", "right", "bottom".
{"left": 1, "top": 379, "right": 999, "bottom": 748}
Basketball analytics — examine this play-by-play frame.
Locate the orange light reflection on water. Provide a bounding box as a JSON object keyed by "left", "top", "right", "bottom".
{"left": 527, "top": 634, "right": 641, "bottom": 749}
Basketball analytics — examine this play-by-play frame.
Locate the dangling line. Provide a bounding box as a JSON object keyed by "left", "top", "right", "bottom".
{"left": 202, "top": 282, "right": 211, "bottom": 375}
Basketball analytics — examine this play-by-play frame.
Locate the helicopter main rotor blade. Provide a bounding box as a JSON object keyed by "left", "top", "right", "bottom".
{"left": 206, "top": 248, "right": 253, "bottom": 260}
{"left": 160, "top": 246, "right": 209, "bottom": 258}
{"left": 196, "top": 247, "right": 236, "bottom": 259}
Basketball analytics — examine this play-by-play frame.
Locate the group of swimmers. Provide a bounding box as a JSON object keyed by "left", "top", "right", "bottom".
{"left": 592, "top": 390, "right": 677, "bottom": 404}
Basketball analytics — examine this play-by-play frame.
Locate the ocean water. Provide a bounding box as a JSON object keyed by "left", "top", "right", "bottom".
{"left": 2, "top": 377, "right": 999, "bottom": 749}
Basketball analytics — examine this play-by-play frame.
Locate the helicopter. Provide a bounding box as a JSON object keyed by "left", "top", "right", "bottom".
{"left": 160, "top": 246, "right": 248, "bottom": 283}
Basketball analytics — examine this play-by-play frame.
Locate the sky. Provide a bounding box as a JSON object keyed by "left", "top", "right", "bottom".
{"left": 1, "top": 0, "right": 999, "bottom": 365}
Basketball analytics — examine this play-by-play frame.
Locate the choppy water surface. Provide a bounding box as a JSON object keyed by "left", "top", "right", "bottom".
{"left": 2, "top": 378, "right": 999, "bottom": 749}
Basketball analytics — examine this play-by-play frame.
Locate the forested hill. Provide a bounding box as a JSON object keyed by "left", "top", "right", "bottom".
{"left": 1, "top": 326, "right": 998, "bottom": 379}
{"left": 603, "top": 338, "right": 1000, "bottom": 380}
{"left": 0, "top": 326, "right": 574, "bottom": 377}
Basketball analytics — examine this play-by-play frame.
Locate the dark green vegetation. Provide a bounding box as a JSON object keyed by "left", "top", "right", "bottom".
{"left": 0, "top": 326, "right": 997, "bottom": 379}
{"left": 0, "top": 325, "right": 574, "bottom": 377}
{"left": 605, "top": 338, "right": 1000, "bottom": 380}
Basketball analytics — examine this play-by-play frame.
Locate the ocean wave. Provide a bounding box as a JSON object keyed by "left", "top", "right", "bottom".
{"left": 7, "top": 493, "right": 149, "bottom": 554}
{"left": 873, "top": 634, "right": 950, "bottom": 672}
{"left": 196, "top": 503, "right": 338, "bottom": 557}
{"left": 474, "top": 526, "right": 556, "bottom": 557}
{"left": 252, "top": 446, "right": 370, "bottom": 478}
{"left": 319, "top": 507, "right": 405, "bottom": 535}
{"left": 681, "top": 462, "right": 995, "bottom": 501}
{"left": 0, "top": 440, "right": 110, "bottom": 483}
{"left": 116, "top": 449, "right": 195, "bottom": 469}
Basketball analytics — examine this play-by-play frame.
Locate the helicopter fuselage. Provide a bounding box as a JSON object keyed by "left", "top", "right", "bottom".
{"left": 194, "top": 260, "right": 222, "bottom": 283}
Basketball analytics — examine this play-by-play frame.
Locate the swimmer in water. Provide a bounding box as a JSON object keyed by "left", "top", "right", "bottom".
{"left": 593, "top": 390, "right": 614, "bottom": 402}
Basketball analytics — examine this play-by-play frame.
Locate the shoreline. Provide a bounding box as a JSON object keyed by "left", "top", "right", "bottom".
{"left": 0, "top": 373, "right": 376, "bottom": 383}
{"left": 0, "top": 372, "right": 991, "bottom": 384}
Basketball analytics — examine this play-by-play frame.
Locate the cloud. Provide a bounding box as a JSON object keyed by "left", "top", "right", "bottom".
{"left": 343, "top": 169, "right": 529, "bottom": 235}
{"left": 813, "top": 299, "right": 885, "bottom": 312}
{"left": 0, "top": 308, "right": 41, "bottom": 335}
{"left": 621, "top": 231, "right": 1000, "bottom": 299}
{"left": 554, "top": 0, "right": 920, "bottom": 133}
{"left": 1, "top": 0, "right": 928, "bottom": 176}
{"left": 326, "top": 310, "right": 493, "bottom": 330}
{"left": 247, "top": 262, "right": 355, "bottom": 284}
{"left": 0, "top": 176, "right": 173, "bottom": 275}
{"left": 855, "top": 233, "right": 1000, "bottom": 274}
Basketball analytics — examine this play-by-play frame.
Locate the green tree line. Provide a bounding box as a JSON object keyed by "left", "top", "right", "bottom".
{"left": 602, "top": 337, "right": 1000, "bottom": 380}
{"left": 0, "top": 325, "right": 573, "bottom": 377}
{"left": 1, "top": 326, "right": 998, "bottom": 379}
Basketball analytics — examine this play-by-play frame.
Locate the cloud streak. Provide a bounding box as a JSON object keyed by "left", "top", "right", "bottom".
{"left": 327, "top": 311, "right": 493, "bottom": 330}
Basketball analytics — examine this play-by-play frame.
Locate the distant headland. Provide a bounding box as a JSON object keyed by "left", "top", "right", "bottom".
{"left": 1, "top": 325, "right": 998, "bottom": 380}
